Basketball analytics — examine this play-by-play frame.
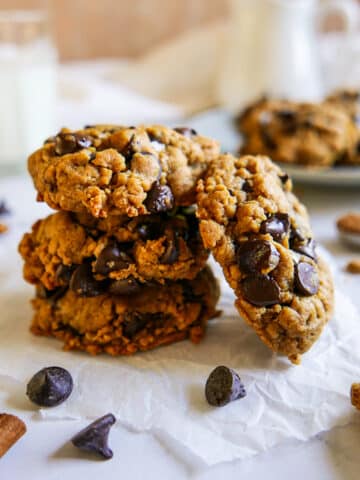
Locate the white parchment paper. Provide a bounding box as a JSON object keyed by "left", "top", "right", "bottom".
{"left": 1, "top": 177, "right": 359, "bottom": 466}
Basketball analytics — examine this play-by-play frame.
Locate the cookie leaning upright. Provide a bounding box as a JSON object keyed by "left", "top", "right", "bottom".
{"left": 28, "top": 125, "right": 220, "bottom": 218}
{"left": 196, "top": 154, "right": 334, "bottom": 364}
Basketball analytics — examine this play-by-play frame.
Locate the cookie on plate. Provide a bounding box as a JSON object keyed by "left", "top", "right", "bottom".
{"left": 237, "top": 98, "right": 356, "bottom": 166}
{"left": 29, "top": 266, "right": 220, "bottom": 355}
{"left": 196, "top": 154, "right": 334, "bottom": 364}
{"left": 28, "top": 125, "right": 220, "bottom": 218}
{"left": 19, "top": 207, "right": 209, "bottom": 289}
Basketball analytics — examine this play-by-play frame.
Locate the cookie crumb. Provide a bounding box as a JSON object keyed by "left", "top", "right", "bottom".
{"left": 346, "top": 259, "right": 360, "bottom": 274}
{"left": 0, "top": 413, "right": 27, "bottom": 458}
{"left": 351, "top": 383, "right": 360, "bottom": 410}
{"left": 0, "top": 223, "right": 7, "bottom": 234}
{"left": 337, "top": 213, "right": 360, "bottom": 235}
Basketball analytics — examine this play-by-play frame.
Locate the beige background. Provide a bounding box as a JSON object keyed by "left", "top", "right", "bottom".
{"left": 0, "top": 0, "right": 357, "bottom": 60}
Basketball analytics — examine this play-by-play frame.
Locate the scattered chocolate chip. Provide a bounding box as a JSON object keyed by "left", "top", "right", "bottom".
{"left": 237, "top": 240, "right": 280, "bottom": 274}
{"left": 137, "top": 222, "right": 159, "bottom": 240}
{"left": 205, "top": 366, "right": 246, "bottom": 407}
{"left": 160, "top": 235, "right": 179, "bottom": 264}
{"left": 55, "top": 264, "right": 74, "bottom": 285}
{"left": 291, "top": 236, "right": 317, "bottom": 260}
{"left": 242, "top": 180, "right": 253, "bottom": 193}
{"left": 70, "top": 263, "right": 106, "bottom": 297}
{"left": 54, "top": 133, "right": 92, "bottom": 155}
{"left": 122, "top": 313, "right": 148, "bottom": 337}
{"left": 26, "top": 366, "right": 73, "bottom": 407}
{"left": 173, "top": 127, "right": 198, "bottom": 137}
{"left": 109, "top": 276, "right": 141, "bottom": 296}
{"left": 260, "top": 213, "right": 290, "bottom": 242}
{"left": 0, "top": 200, "right": 10, "bottom": 215}
{"left": 145, "top": 181, "right": 174, "bottom": 214}
{"left": 94, "top": 243, "right": 132, "bottom": 275}
{"left": 294, "top": 262, "right": 319, "bottom": 296}
{"left": 71, "top": 414, "right": 116, "bottom": 460}
{"left": 241, "top": 274, "right": 281, "bottom": 306}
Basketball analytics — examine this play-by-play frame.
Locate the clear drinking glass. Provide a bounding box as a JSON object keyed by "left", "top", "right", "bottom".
{"left": 0, "top": 8, "right": 57, "bottom": 174}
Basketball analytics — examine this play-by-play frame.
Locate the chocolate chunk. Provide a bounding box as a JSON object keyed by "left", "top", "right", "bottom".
{"left": 26, "top": 366, "right": 73, "bottom": 407}
{"left": 120, "top": 134, "right": 136, "bottom": 163}
{"left": 122, "top": 313, "right": 148, "bottom": 338}
{"left": 160, "top": 233, "right": 179, "bottom": 264}
{"left": 291, "top": 235, "right": 317, "bottom": 260}
{"left": 71, "top": 414, "right": 116, "bottom": 460}
{"left": 109, "top": 276, "right": 141, "bottom": 296}
{"left": 137, "top": 222, "right": 159, "bottom": 240}
{"left": 205, "top": 366, "right": 246, "bottom": 407}
{"left": 241, "top": 274, "right": 281, "bottom": 306}
{"left": 174, "top": 127, "right": 197, "bottom": 137}
{"left": 242, "top": 180, "right": 253, "bottom": 193}
{"left": 279, "top": 173, "right": 289, "bottom": 184}
{"left": 0, "top": 200, "right": 10, "bottom": 216}
{"left": 55, "top": 264, "right": 74, "bottom": 285}
{"left": 295, "top": 262, "right": 319, "bottom": 296}
{"left": 145, "top": 181, "right": 174, "bottom": 213}
{"left": 70, "top": 263, "right": 105, "bottom": 297}
{"left": 237, "top": 240, "right": 280, "bottom": 274}
{"left": 260, "top": 213, "right": 290, "bottom": 242}
{"left": 290, "top": 227, "right": 305, "bottom": 244}
{"left": 54, "top": 133, "right": 92, "bottom": 155}
{"left": 94, "top": 243, "right": 132, "bottom": 275}
{"left": 36, "top": 285, "right": 67, "bottom": 301}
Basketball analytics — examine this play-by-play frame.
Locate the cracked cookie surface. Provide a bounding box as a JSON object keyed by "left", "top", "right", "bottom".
{"left": 28, "top": 125, "right": 220, "bottom": 218}
{"left": 196, "top": 154, "right": 334, "bottom": 364}
{"left": 29, "top": 266, "right": 220, "bottom": 356}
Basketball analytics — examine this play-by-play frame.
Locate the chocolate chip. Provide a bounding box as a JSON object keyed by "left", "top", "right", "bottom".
{"left": 137, "top": 222, "right": 159, "bottom": 240}
{"left": 54, "top": 133, "right": 92, "bottom": 155}
{"left": 0, "top": 200, "right": 10, "bottom": 215}
{"left": 147, "top": 132, "right": 166, "bottom": 152}
{"left": 276, "top": 109, "right": 296, "bottom": 122}
{"left": 294, "top": 262, "right": 319, "bottom": 296}
{"left": 26, "top": 367, "right": 73, "bottom": 407}
{"left": 94, "top": 243, "right": 132, "bottom": 275}
{"left": 279, "top": 173, "right": 289, "bottom": 184}
{"left": 180, "top": 205, "right": 197, "bottom": 216}
{"left": 122, "top": 313, "right": 148, "bottom": 338}
{"left": 120, "top": 134, "right": 136, "bottom": 163}
{"left": 145, "top": 181, "right": 174, "bottom": 213}
{"left": 71, "top": 414, "right": 116, "bottom": 460}
{"left": 55, "top": 264, "right": 74, "bottom": 285}
{"left": 205, "top": 366, "right": 246, "bottom": 407}
{"left": 109, "top": 276, "right": 141, "bottom": 296}
{"left": 237, "top": 240, "right": 280, "bottom": 274}
{"left": 36, "top": 285, "right": 67, "bottom": 301}
{"left": 290, "top": 236, "right": 317, "bottom": 260}
{"left": 160, "top": 236, "right": 179, "bottom": 264}
{"left": 241, "top": 274, "right": 281, "bottom": 306}
{"left": 43, "top": 136, "right": 55, "bottom": 145}
{"left": 242, "top": 180, "right": 253, "bottom": 193}
{"left": 70, "top": 263, "right": 105, "bottom": 297}
{"left": 174, "top": 127, "right": 198, "bottom": 137}
{"left": 260, "top": 213, "right": 290, "bottom": 242}
{"left": 260, "top": 128, "right": 277, "bottom": 149}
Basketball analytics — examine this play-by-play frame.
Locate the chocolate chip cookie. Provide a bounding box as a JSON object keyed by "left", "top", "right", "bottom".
{"left": 197, "top": 154, "right": 334, "bottom": 364}
{"left": 28, "top": 125, "right": 220, "bottom": 218}
{"left": 19, "top": 207, "right": 209, "bottom": 289}
{"left": 29, "top": 266, "right": 220, "bottom": 355}
{"left": 237, "top": 97, "right": 357, "bottom": 166}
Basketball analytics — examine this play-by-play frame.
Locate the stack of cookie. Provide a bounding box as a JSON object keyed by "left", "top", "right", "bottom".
{"left": 19, "top": 125, "right": 220, "bottom": 355}
{"left": 237, "top": 89, "right": 360, "bottom": 166}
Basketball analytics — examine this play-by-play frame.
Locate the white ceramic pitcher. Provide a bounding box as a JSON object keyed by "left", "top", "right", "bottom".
{"left": 218, "top": 0, "right": 359, "bottom": 111}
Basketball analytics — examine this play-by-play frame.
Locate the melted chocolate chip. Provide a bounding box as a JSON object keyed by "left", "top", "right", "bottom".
{"left": 55, "top": 264, "right": 74, "bottom": 285}
{"left": 145, "top": 182, "right": 174, "bottom": 213}
{"left": 237, "top": 240, "right": 280, "bottom": 274}
{"left": 205, "top": 366, "right": 246, "bottom": 407}
{"left": 26, "top": 366, "right": 73, "bottom": 407}
{"left": 71, "top": 414, "right": 116, "bottom": 460}
{"left": 241, "top": 274, "right": 281, "bottom": 306}
{"left": 122, "top": 313, "right": 149, "bottom": 338}
{"left": 109, "top": 276, "right": 141, "bottom": 296}
{"left": 295, "top": 262, "right": 319, "bottom": 296}
{"left": 70, "top": 263, "right": 105, "bottom": 297}
{"left": 54, "top": 133, "right": 92, "bottom": 155}
{"left": 94, "top": 243, "right": 132, "bottom": 275}
{"left": 260, "top": 213, "right": 290, "bottom": 242}
{"left": 173, "top": 127, "right": 198, "bottom": 137}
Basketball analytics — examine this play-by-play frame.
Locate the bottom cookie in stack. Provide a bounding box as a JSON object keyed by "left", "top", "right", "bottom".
{"left": 29, "top": 267, "right": 220, "bottom": 355}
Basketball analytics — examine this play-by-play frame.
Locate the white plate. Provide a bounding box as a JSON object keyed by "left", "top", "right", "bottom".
{"left": 187, "top": 108, "right": 360, "bottom": 188}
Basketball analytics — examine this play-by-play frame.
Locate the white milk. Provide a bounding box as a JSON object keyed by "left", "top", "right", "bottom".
{"left": 0, "top": 38, "right": 56, "bottom": 168}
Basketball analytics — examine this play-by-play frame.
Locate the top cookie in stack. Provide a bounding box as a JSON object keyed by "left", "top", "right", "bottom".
{"left": 19, "top": 125, "right": 221, "bottom": 356}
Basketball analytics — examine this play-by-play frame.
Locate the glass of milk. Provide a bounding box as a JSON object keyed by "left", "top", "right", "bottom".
{"left": 0, "top": 9, "right": 57, "bottom": 173}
